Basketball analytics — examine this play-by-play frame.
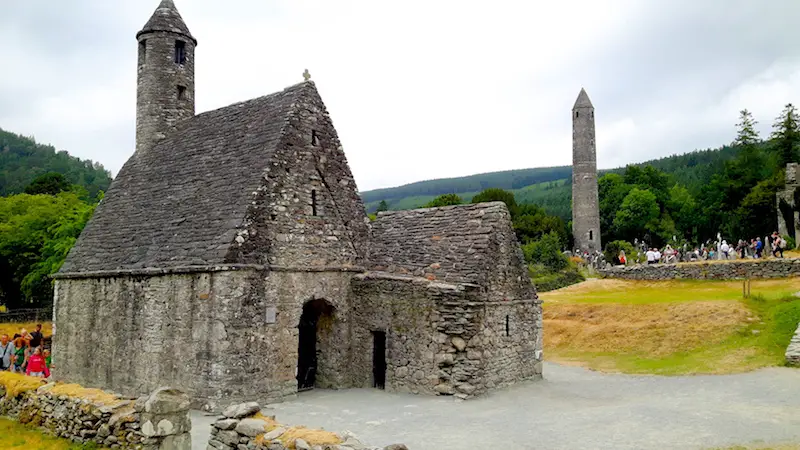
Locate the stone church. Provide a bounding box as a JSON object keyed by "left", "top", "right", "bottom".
{"left": 53, "top": 0, "right": 542, "bottom": 410}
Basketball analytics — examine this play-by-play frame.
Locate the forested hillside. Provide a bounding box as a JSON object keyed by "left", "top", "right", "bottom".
{"left": 0, "top": 128, "right": 112, "bottom": 197}
{"left": 362, "top": 143, "right": 747, "bottom": 218}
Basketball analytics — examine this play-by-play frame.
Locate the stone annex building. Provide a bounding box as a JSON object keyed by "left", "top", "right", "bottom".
{"left": 52, "top": 0, "right": 543, "bottom": 410}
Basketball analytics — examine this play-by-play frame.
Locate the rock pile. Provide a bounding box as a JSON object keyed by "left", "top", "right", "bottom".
{"left": 0, "top": 377, "right": 191, "bottom": 450}
{"left": 207, "top": 401, "right": 408, "bottom": 450}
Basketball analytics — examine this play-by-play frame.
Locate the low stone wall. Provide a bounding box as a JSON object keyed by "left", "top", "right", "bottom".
{"left": 787, "top": 324, "right": 800, "bottom": 366}
{"left": 208, "top": 401, "right": 407, "bottom": 450}
{"left": 599, "top": 259, "right": 800, "bottom": 280}
{"left": 0, "top": 375, "right": 190, "bottom": 450}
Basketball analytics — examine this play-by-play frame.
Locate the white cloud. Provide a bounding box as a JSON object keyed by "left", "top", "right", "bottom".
{"left": 1, "top": 0, "right": 799, "bottom": 191}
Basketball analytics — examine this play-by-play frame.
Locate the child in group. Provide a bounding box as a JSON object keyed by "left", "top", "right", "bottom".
{"left": 25, "top": 347, "right": 50, "bottom": 378}
{"left": 43, "top": 349, "right": 52, "bottom": 370}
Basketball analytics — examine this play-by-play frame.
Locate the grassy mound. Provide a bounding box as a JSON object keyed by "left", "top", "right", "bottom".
{"left": 541, "top": 278, "right": 800, "bottom": 374}
{"left": 251, "top": 412, "right": 342, "bottom": 449}
{"left": 0, "top": 417, "right": 98, "bottom": 449}
{"left": 0, "top": 372, "right": 46, "bottom": 397}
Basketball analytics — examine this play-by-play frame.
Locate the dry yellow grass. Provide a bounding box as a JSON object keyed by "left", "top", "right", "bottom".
{"left": 544, "top": 300, "right": 751, "bottom": 357}
{"left": 47, "top": 383, "right": 120, "bottom": 406}
{"left": 0, "top": 322, "right": 53, "bottom": 339}
{"left": 252, "top": 412, "right": 342, "bottom": 448}
{"left": 0, "top": 372, "right": 46, "bottom": 397}
{"left": 539, "top": 278, "right": 800, "bottom": 374}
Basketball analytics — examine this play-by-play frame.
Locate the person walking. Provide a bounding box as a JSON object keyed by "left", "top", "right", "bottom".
{"left": 755, "top": 237, "right": 763, "bottom": 259}
{"left": 720, "top": 241, "right": 730, "bottom": 260}
{"left": 0, "top": 335, "right": 15, "bottom": 371}
{"left": 29, "top": 324, "right": 43, "bottom": 350}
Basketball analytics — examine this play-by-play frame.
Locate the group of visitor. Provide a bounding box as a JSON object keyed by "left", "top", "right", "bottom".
{"left": 0, "top": 324, "right": 51, "bottom": 378}
{"left": 617, "top": 232, "right": 791, "bottom": 266}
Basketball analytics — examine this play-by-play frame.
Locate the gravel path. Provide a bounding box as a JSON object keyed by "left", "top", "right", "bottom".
{"left": 191, "top": 363, "right": 800, "bottom": 449}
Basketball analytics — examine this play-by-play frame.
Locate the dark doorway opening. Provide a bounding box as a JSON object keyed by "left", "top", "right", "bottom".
{"left": 297, "top": 299, "right": 334, "bottom": 392}
{"left": 372, "top": 330, "right": 386, "bottom": 389}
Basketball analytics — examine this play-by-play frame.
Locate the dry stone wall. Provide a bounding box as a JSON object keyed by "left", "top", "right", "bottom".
{"left": 787, "top": 324, "right": 800, "bottom": 366}
{"left": 0, "top": 381, "right": 190, "bottom": 450}
{"left": 599, "top": 259, "right": 800, "bottom": 280}
{"left": 207, "top": 401, "right": 407, "bottom": 450}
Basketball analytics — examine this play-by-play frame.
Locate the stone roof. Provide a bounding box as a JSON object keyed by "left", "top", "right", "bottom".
{"left": 368, "top": 202, "right": 515, "bottom": 285}
{"left": 573, "top": 88, "right": 593, "bottom": 109}
{"left": 61, "top": 82, "right": 312, "bottom": 273}
{"left": 137, "top": 0, "right": 196, "bottom": 43}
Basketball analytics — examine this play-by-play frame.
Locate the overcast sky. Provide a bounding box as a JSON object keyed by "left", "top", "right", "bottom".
{"left": 2, "top": 1, "right": 799, "bottom": 191}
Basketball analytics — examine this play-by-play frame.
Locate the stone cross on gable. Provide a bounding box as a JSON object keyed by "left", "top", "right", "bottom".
{"left": 303, "top": 69, "right": 311, "bottom": 81}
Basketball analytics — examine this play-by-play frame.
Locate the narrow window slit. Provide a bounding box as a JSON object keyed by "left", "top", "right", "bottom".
{"left": 311, "top": 130, "right": 319, "bottom": 146}
{"left": 177, "top": 85, "right": 186, "bottom": 100}
{"left": 311, "top": 190, "right": 318, "bottom": 216}
{"left": 505, "top": 315, "right": 510, "bottom": 336}
{"left": 175, "top": 40, "right": 186, "bottom": 64}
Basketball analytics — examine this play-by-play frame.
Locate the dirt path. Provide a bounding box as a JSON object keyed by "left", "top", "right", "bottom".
{"left": 190, "top": 363, "right": 800, "bottom": 449}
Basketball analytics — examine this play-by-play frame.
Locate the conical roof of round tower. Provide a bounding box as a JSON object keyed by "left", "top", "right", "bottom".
{"left": 137, "top": 0, "right": 196, "bottom": 44}
{"left": 573, "top": 88, "right": 593, "bottom": 109}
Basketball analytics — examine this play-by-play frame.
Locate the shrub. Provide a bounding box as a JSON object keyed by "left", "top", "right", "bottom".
{"left": 531, "top": 265, "right": 585, "bottom": 292}
{"left": 783, "top": 235, "right": 796, "bottom": 250}
{"left": 522, "top": 232, "right": 568, "bottom": 271}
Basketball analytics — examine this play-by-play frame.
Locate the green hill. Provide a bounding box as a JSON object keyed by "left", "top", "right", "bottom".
{"left": 362, "top": 145, "right": 744, "bottom": 219}
{"left": 0, "top": 128, "right": 112, "bottom": 197}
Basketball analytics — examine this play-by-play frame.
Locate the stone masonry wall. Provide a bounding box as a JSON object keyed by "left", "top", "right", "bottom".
{"left": 0, "top": 382, "right": 190, "bottom": 450}
{"left": 350, "top": 272, "right": 540, "bottom": 399}
{"left": 599, "top": 259, "right": 800, "bottom": 280}
{"left": 233, "top": 82, "right": 370, "bottom": 268}
{"left": 482, "top": 301, "right": 543, "bottom": 390}
{"left": 54, "top": 268, "right": 357, "bottom": 412}
{"left": 787, "top": 324, "right": 800, "bottom": 366}
{"left": 207, "top": 401, "right": 407, "bottom": 450}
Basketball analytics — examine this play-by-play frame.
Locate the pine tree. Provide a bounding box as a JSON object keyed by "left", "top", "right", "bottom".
{"left": 734, "top": 109, "right": 760, "bottom": 147}
{"left": 771, "top": 103, "right": 800, "bottom": 167}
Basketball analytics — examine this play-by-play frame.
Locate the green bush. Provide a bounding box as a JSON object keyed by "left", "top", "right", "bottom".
{"left": 531, "top": 265, "right": 585, "bottom": 292}
{"left": 604, "top": 240, "right": 637, "bottom": 265}
{"left": 783, "top": 235, "right": 796, "bottom": 250}
{"left": 522, "top": 231, "right": 568, "bottom": 271}
{"left": 423, "top": 194, "right": 462, "bottom": 208}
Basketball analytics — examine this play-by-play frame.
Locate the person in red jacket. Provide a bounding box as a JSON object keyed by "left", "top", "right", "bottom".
{"left": 25, "top": 347, "right": 49, "bottom": 378}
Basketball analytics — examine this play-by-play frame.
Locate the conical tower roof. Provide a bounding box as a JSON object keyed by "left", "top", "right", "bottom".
{"left": 573, "top": 88, "right": 593, "bottom": 109}
{"left": 137, "top": 0, "right": 196, "bottom": 44}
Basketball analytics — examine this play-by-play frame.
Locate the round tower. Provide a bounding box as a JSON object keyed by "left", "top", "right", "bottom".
{"left": 136, "top": 0, "right": 197, "bottom": 154}
{"left": 572, "top": 88, "right": 602, "bottom": 254}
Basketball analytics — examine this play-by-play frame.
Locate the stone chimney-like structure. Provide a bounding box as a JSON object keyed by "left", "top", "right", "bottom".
{"left": 135, "top": 0, "right": 197, "bottom": 154}
{"left": 572, "top": 88, "right": 602, "bottom": 253}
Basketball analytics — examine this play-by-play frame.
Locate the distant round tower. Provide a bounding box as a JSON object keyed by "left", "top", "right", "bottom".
{"left": 572, "top": 88, "right": 602, "bottom": 253}
{"left": 136, "top": 0, "right": 197, "bottom": 154}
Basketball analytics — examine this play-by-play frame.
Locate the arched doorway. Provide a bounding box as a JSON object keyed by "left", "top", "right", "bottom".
{"left": 297, "top": 298, "right": 335, "bottom": 391}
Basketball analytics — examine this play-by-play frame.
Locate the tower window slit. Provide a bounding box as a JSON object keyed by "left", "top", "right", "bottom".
{"left": 138, "top": 40, "right": 147, "bottom": 65}
{"left": 575, "top": 111, "right": 579, "bottom": 118}
{"left": 177, "top": 85, "right": 186, "bottom": 100}
{"left": 311, "top": 130, "right": 319, "bottom": 146}
{"left": 505, "top": 315, "right": 510, "bottom": 336}
{"left": 590, "top": 230, "right": 593, "bottom": 241}
{"left": 311, "top": 190, "right": 317, "bottom": 216}
{"left": 175, "top": 40, "right": 186, "bottom": 64}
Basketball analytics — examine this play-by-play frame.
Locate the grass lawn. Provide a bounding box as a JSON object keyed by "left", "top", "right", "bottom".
{"left": 0, "top": 321, "right": 53, "bottom": 338}
{"left": 0, "top": 418, "right": 100, "bottom": 449}
{"left": 540, "top": 278, "right": 800, "bottom": 375}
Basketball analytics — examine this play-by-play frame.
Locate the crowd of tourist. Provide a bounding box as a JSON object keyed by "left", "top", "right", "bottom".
{"left": 614, "top": 232, "right": 790, "bottom": 266}
{"left": 0, "top": 323, "right": 51, "bottom": 378}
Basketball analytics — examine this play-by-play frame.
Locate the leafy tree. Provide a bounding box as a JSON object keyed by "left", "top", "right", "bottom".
{"left": 771, "top": 103, "right": 800, "bottom": 167}
{"left": 521, "top": 231, "right": 568, "bottom": 271}
{"left": 613, "top": 188, "right": 659, "bottom": 241}
{"left": 603, "top": 240, "right": 637, "bottom": 265}
{"left": 24, "top": 172, "right": 71, "bottom": 195}
{"left": 0, "top": 193, "right": 96, "bottom": 308}
{"left": 472, "top": 188, "right": 518, "bottom": 216}
{"left": 598, "top": 173, "right": 632, "bottom": 243}
{"left": 667, "top": 184, "right": 698, "bottom": 240}
{"left": 376, "top": 200, "right": 389, "bottom": 212}
{"left": 734, "top": 173, "right": 781, "bottom": 239}
{"left": 513, "top": 203, "right": 568, "bottom": 244}
{"left": 423, "top": 193, "right": 462, "bottom": 208}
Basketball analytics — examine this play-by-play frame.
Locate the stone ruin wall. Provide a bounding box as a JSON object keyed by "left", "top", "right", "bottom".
{"left": 350, "top": 272, "right": 542, "bottom": 399}
{"left": 54, "top": 268, "right": 357, "bottom": 412}
{"left": 207, "top": 401, "right": 407, "bottom": 450}
{"left": 0, "top": 382, "right": 191, "bottom": 450}
{"left": 599, "top": 259, "right": 800, "bottom": 280}
{"left": 787, "top": 324, "right": 800, "bottom": 366}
